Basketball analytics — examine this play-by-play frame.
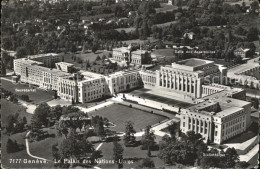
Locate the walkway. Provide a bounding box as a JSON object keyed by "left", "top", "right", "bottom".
{"left": 111, "top": 96, "right": 177, "bottom": 119}
{"left": 239, "top": 144, "right": 259, "bottom": 162}
{"left": 76, "top": 101, "right": 114, "bottom": 113}
{"left": 25, "top": 131, "right": 50, "bottom": 162}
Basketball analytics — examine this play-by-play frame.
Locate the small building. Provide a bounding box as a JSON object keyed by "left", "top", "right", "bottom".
{"left": 183, "top": 32, "right": 195, "bottom": 40}
{"left": 234, "top": 48, "right": 250, "bottom": 58}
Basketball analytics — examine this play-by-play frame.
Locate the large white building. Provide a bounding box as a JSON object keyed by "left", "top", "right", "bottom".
{"left": 139, "top": 58, "right": 228, "bottom": 100}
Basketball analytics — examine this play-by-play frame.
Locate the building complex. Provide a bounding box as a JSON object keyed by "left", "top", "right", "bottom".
{"left": 13, "top": 53, "right": 253, "bottom": 144}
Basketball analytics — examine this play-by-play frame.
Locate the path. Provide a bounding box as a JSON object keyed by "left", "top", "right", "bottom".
{"left": 76, "top": 101, "right": 114, "bottom": 113}
{"left": 25, "top": 131, "right": 50, "bottom": 162}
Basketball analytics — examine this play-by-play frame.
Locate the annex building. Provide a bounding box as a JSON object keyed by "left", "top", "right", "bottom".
{"left": 112, "top": 45, "right": 151, "bottom": 65}
{"left": 180, "top": 84, "right": 251, "bottom": 144}
{"left": 13, "top": 56, "right": 141, "bottom": 103}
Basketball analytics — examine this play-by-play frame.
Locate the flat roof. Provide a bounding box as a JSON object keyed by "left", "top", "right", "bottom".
{"left": 56, "top": 62, "right": 74, "bottom": 66}
{"left": 15, "top": 58, "right": 43, "bottom": 65}
{"left": 177, "top": 58, "right": 212, "bottom": 67}
{"left": 216, "top": 107, "right": 244, "bottom": 118}
{"left": 28, "top": 53, "right": 59, "bottom": 59}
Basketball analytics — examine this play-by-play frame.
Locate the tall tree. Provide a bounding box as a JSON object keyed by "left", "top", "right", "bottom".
{"left": 31, "top": 103, "right": 51, "bottom": 129}
{"left": 124, "top": 121, "right": 136, "bottom": 146}
{"left": 141, "top": 125, "right": 156, "bottom": 157}
{"left": 113, "top": 138, "right": 124, "bottom": 169}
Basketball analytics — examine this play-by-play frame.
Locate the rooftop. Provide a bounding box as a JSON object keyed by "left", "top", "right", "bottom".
{"left": 28, "top": 53, "right": 59, "bottom": 59}
{"left": 216, "top": 107, "right": 244, "bottom": 118}
{"left": 177, "top": 58, "right": 212, "bottom": 67}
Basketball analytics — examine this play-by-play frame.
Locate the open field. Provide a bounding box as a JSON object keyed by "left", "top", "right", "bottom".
{"left": 2, "top": 79, "right": 54, "bottom": 104}
{"left": 29, "top": 128, "right": 64, "bottom": 160}
{"left": 88, "top": 104, "right": 167, "bottom": 132}
{"left": 152, "top": 48, "right": 178, "bottom": 62}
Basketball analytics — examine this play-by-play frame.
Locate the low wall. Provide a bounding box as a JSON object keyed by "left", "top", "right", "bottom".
{"left": 119, "top": 93, "right": 179, "bottom": 113}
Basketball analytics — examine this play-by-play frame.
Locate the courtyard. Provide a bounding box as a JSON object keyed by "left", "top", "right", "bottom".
{"left": 130, "top": 89, "right": 192, "bottom": 108}
{"left": 88, "top": 103, "right": 167, "bottom": 132}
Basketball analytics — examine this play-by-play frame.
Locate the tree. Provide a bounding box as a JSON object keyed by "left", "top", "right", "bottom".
{"left": 247, "top": 27, "right": 258, "bottom": 41}
{"left": 159, "top": 131, "right": 207, "bottom": 166}
{"left": 138, "top": 158, "right": 155, "bottom": 168}
{"left": 31, "top": 103, "right": 51, "bottom": 129}
{"left": 102, "top": 55, "right": 106, "bottom": 60}
{"left": 96, "top": 55, "right": 101, "bottom": 61}
{"left": 1, "top": 60, "right": 6, "bottom": 76}
{"left": 188, "top": 0, "right": 199, "bottom": 8}
{"left": 223, "top": 148, "right": 239, "bottom": 168}
{"left": 124, "top": 121, "right": 136, "bottom": 146}
{"left": 167, "top": 121, "right": 179, "bottom": 137}
{"left": 113, "top": 138, "right": 124, "bottom": 169}
{"left": 250, "top": 1, "right": 259, "bottom": 14}
{"left": 6, "top": 138, "right": 21, "bottom": 153}
{"left": 141, "top": 125, "right": 156, "bottom": 157}
{"left": 21, "top": 95, "right": 30, "bottom": 102}
{"left": 92, "top": 45, "right": 98, "bottom": 53}
{"left": 16, "top": 46, "right": 28, "bottom": 58}
{"left": 251, "top": 98, "right": 259, "bottom": 109}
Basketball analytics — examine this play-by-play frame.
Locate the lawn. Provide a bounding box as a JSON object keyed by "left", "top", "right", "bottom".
{"left": 152, "top": 48, "right": 178, "bottom": 61}
{"left": 29, "top": 128, "right": 64, "bottom": 160}
{"left": 88, "top": 104, "right": 167, "bottom": 132}
{"left": 2, "top": 79, "right": 55, "bottom": 104}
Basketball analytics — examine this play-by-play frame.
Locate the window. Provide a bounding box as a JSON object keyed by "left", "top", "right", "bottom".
{"left": 183, "top": 122, "right": 185, "bottom": 127}
{"left": 215, "top": 131, "right": 218, "bottom": 136}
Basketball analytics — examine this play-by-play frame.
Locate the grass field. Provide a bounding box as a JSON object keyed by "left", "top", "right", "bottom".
{"left": 88, "top": 104, "right": 167, "bottom": 132}
{"left": 152, "top": 48, "right": 178, "bottom": 61}
{"left": 2, "top": 79, "right": 54, "bottom": 104}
